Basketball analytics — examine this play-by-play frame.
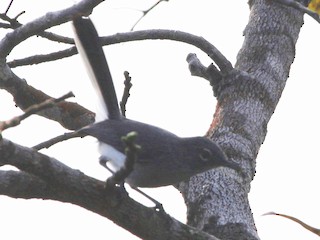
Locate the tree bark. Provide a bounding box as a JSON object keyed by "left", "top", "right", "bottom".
{"left": 179, "top": 0, "right": 304, "bottom": 239}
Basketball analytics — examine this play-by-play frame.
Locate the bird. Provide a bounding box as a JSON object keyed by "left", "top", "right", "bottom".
{"left": 72, "top": 16, "right": 240, "bottom": 188}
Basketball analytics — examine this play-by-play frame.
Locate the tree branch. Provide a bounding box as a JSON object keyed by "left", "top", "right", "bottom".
{"left": 130, "top": 0, "right": 169, "bottom": 31}
{"left": 0, "top": 170, "right": 60, "bottom": 200}
{"left": 119, "top": 71, "right": 132, "bottom": 117}
{"left": 186, "top": 53, "right": 223, "bottom": 96}
{"left": 263, "top": 212, "right": 320, "bottom": 236}
{"left": 32, "top": 131, "right": 83, "bottom": 150}
{"left": 0, "top": 0, "right": 104, "bottom": 58}
{"left": 7, "top": 47, "right": 77, "bottom": 68}
{"left": 4, "top": 0, "right": 14, "bottom": 15}
{"left": 103, "top": 29, "right": 232, "bottom": 73}
{"left": 0, "top": 12, "right": 75, "bottom": 44}
{"left": 0, "top": 91, "right": 74, "bottom": 131}
{"left": 0, "top": 67, "right": 95, "bottom": 130}
{"left": 0, "top": 0, "right": 105, "bottom": 129}
{"left": 7, "top": 30, "right": 232, "bottom": 74}
{"left": 0, "top": 138, "right": 219, "bottom": 240}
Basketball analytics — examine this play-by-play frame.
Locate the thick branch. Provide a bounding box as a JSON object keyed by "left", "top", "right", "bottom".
{"left": 0, "top": 138, "right": 219, "bottom": 240}
{"left": 0, "top": 170, "right": 60, "bottom": 200}
{"left": 0, "top": 13, "right": 75, "bottom": 44}
{"left": 0, "top": 0, "right": 104, "bottom": 58}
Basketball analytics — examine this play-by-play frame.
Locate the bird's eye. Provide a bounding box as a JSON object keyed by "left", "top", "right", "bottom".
{"left": 199, "top": 148, "right": 212, "bottom": 162}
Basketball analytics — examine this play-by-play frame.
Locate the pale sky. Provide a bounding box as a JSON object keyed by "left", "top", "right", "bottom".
{"left": 1, "top": 0, "right": 320, "bottom": 239}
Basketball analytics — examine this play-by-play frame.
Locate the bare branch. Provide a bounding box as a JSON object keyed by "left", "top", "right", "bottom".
{"left": 0, "top": 138, "right": 219, "bottom": 240}
{"left": 0, "top": 91, "right": 74, "bottom": 131}
{"left": 0, "top": 67, "right": 95, "bottom": 130}
{"left": 100, "top": 29, "right": 233, "bottom": 73}
{"left": 186, "top": 53, "right": 212, "bottom": 80}
{"left": 186, "top": 53, "right": 222, "bottom": 96}
{"left": 263, "top": 212, "right": 320, "bottom": 236}
{"left": 131, "top": 0, "right": 169, "bottom": 31}
{"left": 0, "top": 1, "right": 102, "bottom": 130}
{"left": 32, "top": 131, "right": 84, "bottom": 150}
{"left": 4, "top": 0, "right": 14, "bottom": 15}
{"left": 0, "top": 13, "right": 74, "bottom": 45}
{"left": 6, "top": 29, "right": 232, "bottom": 73}
{"left": 0, "top": 170, "right": 58, "bottom": 200}
{"left": 120, "top": 71, "right": 132, "bottom": 117}
{"left": 14, "top": 11, "right": 25, "bottom": 20}
{"left": 38, "top": 31, "right": 74, "bottom": 44}
{"left": 7, "top": 47, "right": 77, "bottom": 68}
{"left": 0, "top": 22, "right": 11, "bottom": 28}
{"left": 0, "top": 12, "right": 20, "bottom": 28}
{"left": 0, "top": 0, "right": 104, "bottom": 58}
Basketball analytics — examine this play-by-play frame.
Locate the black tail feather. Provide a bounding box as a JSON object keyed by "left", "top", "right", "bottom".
{"left": 73, "top": 17, "right": 121, "bottom": 120}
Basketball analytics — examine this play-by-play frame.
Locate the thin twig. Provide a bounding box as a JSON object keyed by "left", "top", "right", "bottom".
{"left": 0, "top": 91, "right": 74, "bottom": 132}
{"left": 38, "top": 31, "right": 75, "bottom": 44}
{"left": 263, "top": 212, "right": 320, "bottom": 236}
{"left": 32, "top": 131, "right": 84, "bottom": 150}
{"left": 14, "top": 11, "right": 25, "bottom": 20}
{"left": 4, "top": 0, "right": 14, "bottom": 15}
{"left": 8, "top": 47, "right": 77, "bottom": 68}
{"left": 120, "top": 71, "right": 132, "bottom": 117}
{"left": 131, "top": 0, "right": 168, "bottom": 31}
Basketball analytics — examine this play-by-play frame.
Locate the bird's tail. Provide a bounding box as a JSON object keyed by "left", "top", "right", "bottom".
{"left": 73, "top": 17, "right": 121, "bottom": 121}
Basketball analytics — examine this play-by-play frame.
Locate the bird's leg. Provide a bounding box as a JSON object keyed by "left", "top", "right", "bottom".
{"left": 99, "top": 156, "right": 163, "bottom": 211}
{"left": 99, "top": 156, "right": 128, "bottom": 197}
{"left": 131, "top": 186, "right": 164, "bottom": 211}
{"left": 99, "top": 156, "right": 115, "bottom": 174}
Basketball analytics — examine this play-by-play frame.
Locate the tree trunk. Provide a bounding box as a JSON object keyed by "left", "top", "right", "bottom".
{"left": 179, "top": 0, "right": 304, "bottom": 239}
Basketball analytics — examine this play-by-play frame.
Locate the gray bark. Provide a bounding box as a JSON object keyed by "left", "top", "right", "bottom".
{"left": 179, "top": 0, "right": 304, "bottom": 239}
